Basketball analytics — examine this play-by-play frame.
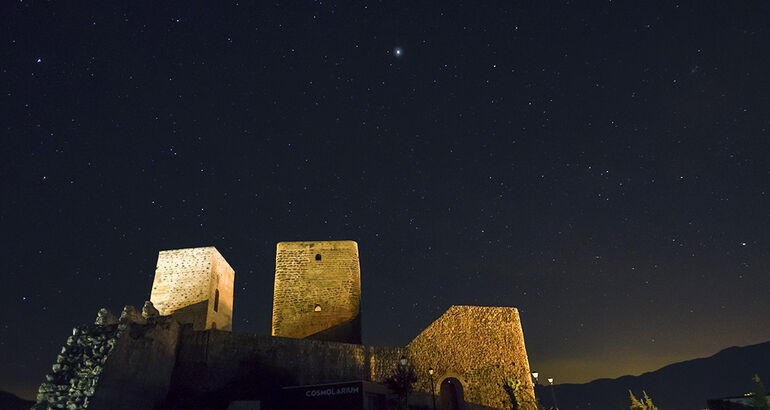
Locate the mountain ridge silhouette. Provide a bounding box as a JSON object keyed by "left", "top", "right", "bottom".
{"left": 535, "top": 341, "right": 770, "bottom": 410}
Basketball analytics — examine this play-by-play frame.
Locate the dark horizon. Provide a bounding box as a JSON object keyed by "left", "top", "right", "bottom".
{"left": 2, "top": 0, "right": 769, "bottom": 402}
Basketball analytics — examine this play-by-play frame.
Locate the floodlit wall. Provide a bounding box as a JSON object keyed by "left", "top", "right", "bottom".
{"left": 272, "top": 241, "right": 361, "bottom": 343}
{"left": 408, "top": 305, "right": 534, "bottom": 409}
{"left": 150, "top": 247, "right": 235, "bottom": 330}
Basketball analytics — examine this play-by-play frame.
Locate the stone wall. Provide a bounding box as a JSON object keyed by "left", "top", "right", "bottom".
{"left": 207, "top": 249, "right": 235, "bottom": 331}
{"left": 33, "top": 323, "right": 120, "bottom": 409}
{"left": 168, "top": 300, "right": 208, "bottom": 331}
{"left": 88, "top": 318, "right": 181, "bottom": 409}
{"left": 271, "top": 241, "right": 361, "bottom": 343}
{"left": 33, "top": 305, "right": 182, "bottom": 410}
{"left": 166, "top": 306, "right": 534, "bottom": 409}
{"left": 407, "top": 306, "right": 535, "bottom": 410}
{"left": 167, "top": 329, "right": 404, "bottom": 409}
{"left": 150, "top": 247, "right": 235, "bottom": 331}
{"left": 34, "top": 304, "right": 532, "bottom": 410}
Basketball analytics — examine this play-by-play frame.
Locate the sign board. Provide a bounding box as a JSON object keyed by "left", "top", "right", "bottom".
{"left": 282, "top": 381, "right": 369, "bottom": 410}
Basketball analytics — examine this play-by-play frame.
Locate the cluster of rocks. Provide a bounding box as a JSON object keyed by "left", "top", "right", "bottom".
{"left": 33, "top": 301, "right": 161, "bottom": 409}
{"left": 33, "top": 321, "right": 118, "bottom": 409}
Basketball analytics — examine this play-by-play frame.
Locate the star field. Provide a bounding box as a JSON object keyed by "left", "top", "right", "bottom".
{"left": 1, "top": 0, "right": 769, "bottom": 400}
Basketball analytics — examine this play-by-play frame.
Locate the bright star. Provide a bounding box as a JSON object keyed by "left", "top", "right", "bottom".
{"left": 394, "top": 47, "right": 403, "bottom": 57}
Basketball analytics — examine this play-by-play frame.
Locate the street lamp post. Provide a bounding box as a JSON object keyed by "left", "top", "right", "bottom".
{"left": 547, "top": 377, "right": 559, "bottom": 410}
{"left": 428, "top": 367, "right": 437, "bottom": 410}
{"left": 400, "top": 356, "right": 409, "bottom": 408}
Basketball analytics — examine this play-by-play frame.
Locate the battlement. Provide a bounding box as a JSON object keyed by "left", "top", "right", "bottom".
{"left": 150, "top": 246, "right": 234, "bottom": 331}
{"left": 271, "top": 240, "right": 361, "bottom": 344}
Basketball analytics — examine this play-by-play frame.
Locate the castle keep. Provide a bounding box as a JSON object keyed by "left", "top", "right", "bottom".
{"left": 272, "top": 241, "right": 362, "bottom": 343}
{"left": 33, "top": 241, "right": 534, "bottom": 410}
{"left": 150, "top": 247, "right": 235, "bottom": 331}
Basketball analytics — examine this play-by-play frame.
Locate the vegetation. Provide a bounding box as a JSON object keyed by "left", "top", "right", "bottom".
{"left": 629, "top": 390, "right": 658, "bottom": 410}
{"left": 383, "top": 365, "right": 417, "bottom": 409}
{"left": 502, "top": 377, "right": 544, "bottom": 410}
{"left": 750, "top": 374, "right": 769, "bottom": 410}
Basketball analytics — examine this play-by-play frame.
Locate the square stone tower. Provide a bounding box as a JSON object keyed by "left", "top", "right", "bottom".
{"left": 150, "top": 246, "right": 234, "bottom": 331}
{"left": 272, "top": 240, "right": 361, "bottom": 344}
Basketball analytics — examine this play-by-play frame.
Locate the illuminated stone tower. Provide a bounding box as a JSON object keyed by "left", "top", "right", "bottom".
{"left": 271, "top": 240, "right": 361, "bottom": 344}
{"left": 150, "top": 246, "right": 235, "bottom": 331}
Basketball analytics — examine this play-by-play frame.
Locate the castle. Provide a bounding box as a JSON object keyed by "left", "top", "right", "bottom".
{"left": 33, "top": 241, "right": 534, "bottom": 409}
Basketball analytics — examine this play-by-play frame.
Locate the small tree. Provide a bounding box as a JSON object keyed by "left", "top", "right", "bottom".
{"left": 750, "top": 374, "right": 769, "bottom": 410}
{"left": 502, "top": 377, "right": 544, "bottom": 410}
{"left": 629, "top": 390, "right": 658, "bottom": 410}
{"left": 384, "top": 365, "right": 418, "bottom": 409}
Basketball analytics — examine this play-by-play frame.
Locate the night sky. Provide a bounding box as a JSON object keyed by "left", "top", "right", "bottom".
{"left": 2, "top": 1, "right": 769, "bottom": 401}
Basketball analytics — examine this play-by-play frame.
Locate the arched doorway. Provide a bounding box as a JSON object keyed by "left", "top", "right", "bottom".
{"left": 438, "top": 377, "right": 464, "bottom": 410}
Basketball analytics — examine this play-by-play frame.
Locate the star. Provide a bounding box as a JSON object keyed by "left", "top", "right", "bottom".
{"left": 393, "top": 47, "right": 403, "bottom": 57}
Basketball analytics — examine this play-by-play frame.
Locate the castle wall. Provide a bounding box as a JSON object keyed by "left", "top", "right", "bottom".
{"left": 271, "top": 241, "right": 361, "bottom": 343}
{"left": 88, "top": 319, "right": 181, "bottom": 410}
{"left": 167, "top": 306, "right": 533, "bottom": 409}
{"left": 34, "top": 306, "right": 531, "bottom": 410}
{"left": 150, "top": 247, "right": 234, "bottom": 331}
{"left": 33, "top": 324, "right": 120, "bottom": 409}
{"left": 151, "top": 247, "right": 212, "bottom": 314}
{"left": 407, "top": 306, "right": 535, "bottom": 410}
{"left": 33, "top": 315, "right": 183, "bottom": 410}
{"left": 167, "top": 329, "right": 404, "bottom": 409}
{"left": 208, "top": 249, "right": 235, "bottom": 331}
{"left": 169, "top": 300, "right": 208, "bottom": 331}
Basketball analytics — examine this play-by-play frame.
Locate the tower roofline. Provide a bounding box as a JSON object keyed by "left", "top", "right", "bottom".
{"left": 276, "top": 240, "right": 358, "bottom": 247}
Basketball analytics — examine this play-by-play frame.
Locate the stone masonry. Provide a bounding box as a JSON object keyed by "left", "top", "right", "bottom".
{"left": 408, "top": 306, "right": 535, "bottom": 409}
{"left": 33, "top": 323, "right": 119, "bottom": 409}
{"left": 271, "top": 241, "right": 361, "bottom": 343}
{"left": 166, "top": 329, "right": 405, "bottom": 408}
{"left": 33, "top": 242, "right": 534, "bottom": 409}
{"left": 150, "top": 246, "right": 234, "bottom": 331}
{"left": 33, "top": 304, "right": 176, "bottom": 410}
